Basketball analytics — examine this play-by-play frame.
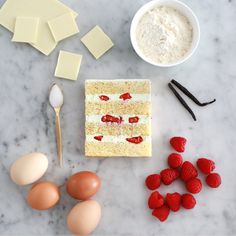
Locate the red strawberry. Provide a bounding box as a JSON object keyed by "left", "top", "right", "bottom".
{"left": 180, "top": 161, "right": 198, "bottom": 182}
{"left": 166, "top": 192, "right": 181, "bottom": 212}
{"left": 186, "top": 178, "right": 202, "bottom": 194}
{"left": 152, "top": 205, "right": 170, "bottom": 222}
{"left": 168, "top": 153, "right": 183, "bottom": 169}
{"left": 145, "top": 174, "right": 161, "bottom": 190}
{"left": 206, "top": 173, "right": 221, "bottom": 188}
{"left": 197, "top": 158, "right": 215, "bottom": 175}
{"left": 148, "top": 191, "right": 164, "bottom": 209}
{"left": 181, "top": 193, "right": 196, "bottom": 209}
{"left": 160, "top": 168, "right": 179, "bottom": 185}
{"left": 170, "top": 137, "right": 187, "bottom": 153}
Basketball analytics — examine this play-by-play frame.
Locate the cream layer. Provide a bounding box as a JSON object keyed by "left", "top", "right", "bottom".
{"left": 86, "top": 93, "right": 151, "bottom": 102}
{"left": 86, "top": 115, "right": 150, "bottom": 124}
{"left": 86, "top": 135, "right": 150, "bottom": 143}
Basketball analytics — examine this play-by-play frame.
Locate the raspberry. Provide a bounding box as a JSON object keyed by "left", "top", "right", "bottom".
{"left": 120, "top": 92, "right": 132, "bottom": 101}
{"left": 181, "top": 194, "right": 196, "bottom": 209}
{"left": 128, "top": 116, "right": 139, "bottom": 123}
{"left": 197, "top": 158, "right": 215, "bottom": 175}
{"left": 160, "top": 168, "right": 179, "bottom": 185}
{"left": 168, "top": 153, "right": 183, "bottom": 169}
{"left": 170, "top": 137, "right": 187, "bottom": 153}
{"left": 152, "top": 204, "right": 170, "bottom": 222}
{"left": 99, "top": 95, "right": 109, "bottom": 101}
{"left": 186, "top": 178, "right": 202, "bottom": 194}
{"left": 101, "top": 114, "right": 122, "bottom": 124}
{"left": 126, "top": 136, "right": 143, "bottom": 144}
{"left": 206, "top": 173, "right": 221, "bottom": 188}
{"left": 145, "top": 174, "right": 161, "bottom": 190}
{"left": 166, "top": 192, "right": 181, "bottom": 212}
{"left": 148, "top": 191, "right": 164, "bottom": 209}
{"left": 94, "top": 136, "right": 103, "bottom": 141}
{"left": 180, "top": 161, "right": 198, "bottom": 182}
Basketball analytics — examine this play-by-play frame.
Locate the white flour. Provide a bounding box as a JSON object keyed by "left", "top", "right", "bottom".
{"left": 136, "top": 6, "right": 193, "bottom": 64}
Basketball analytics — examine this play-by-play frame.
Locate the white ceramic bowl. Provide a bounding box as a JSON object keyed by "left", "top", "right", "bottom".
{"left": 130, "top": 0, "right": 200, "bottom": 67}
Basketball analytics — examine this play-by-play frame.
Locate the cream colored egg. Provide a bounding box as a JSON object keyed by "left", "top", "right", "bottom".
{"left": 67, "top": 200, "right": 101, "bottom": 235}
{"left": 10, "top": 152, "right": 48, "bottom": 186}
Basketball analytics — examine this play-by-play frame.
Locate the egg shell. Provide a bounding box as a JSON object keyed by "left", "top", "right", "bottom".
{"left": 27, "top": 181, "right": 60, "bottom": 210}
{"left": 10, "top": 152, "right": 48, "bottom": 186}
{"left": 67, "top": 200, "right": 101, "bottom": 235}
{"left": 66, "top": 171, "right": 101, "bottom": 200}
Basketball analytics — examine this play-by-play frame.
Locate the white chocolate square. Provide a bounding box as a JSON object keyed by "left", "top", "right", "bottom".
{"left": 48, "top": 13, "right": 79, "bottom": 42}
{"left": 12, "top": 16, "right": 39, "bottom": 43}
{"left": 55, "top": 50, "right": 82, "bottom": 81}
{"left": 81, "top": 25, "right": 114, "bottom": 59}
{"left": 0, "top": 0, "right": 78, "bottom": 55}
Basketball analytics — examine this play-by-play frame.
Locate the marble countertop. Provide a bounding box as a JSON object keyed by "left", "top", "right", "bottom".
{"left": 0, "top": 0, "right": 236, "bottom": 235}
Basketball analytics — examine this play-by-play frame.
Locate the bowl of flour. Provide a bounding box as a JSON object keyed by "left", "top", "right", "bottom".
{"left": 130, "top": 0, "right": 200, "bottom": 67}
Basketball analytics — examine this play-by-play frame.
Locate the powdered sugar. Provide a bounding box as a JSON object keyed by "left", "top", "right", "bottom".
{"left": 136, "top": 5, "right": 193, "bottom": 64}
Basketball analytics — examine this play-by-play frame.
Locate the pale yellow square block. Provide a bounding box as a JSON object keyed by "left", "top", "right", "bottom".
{"left": 48, "top": 13, "right": 79, "bottom": 42}
{"left": 81, "top": 25, "right": 114, "bottom": 59}
{"left": 12, "top": 16, "right": 39, "bottom": 43}
{"left": 55, "top": 50, "right": 82, "bottom": 81}
{"left": 0, "top": 0, "right": 78, "bottom": 55}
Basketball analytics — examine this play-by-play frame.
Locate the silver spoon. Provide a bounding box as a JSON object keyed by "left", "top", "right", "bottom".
{"left": 49, "top": 83, "right": 64, "bottom": 167}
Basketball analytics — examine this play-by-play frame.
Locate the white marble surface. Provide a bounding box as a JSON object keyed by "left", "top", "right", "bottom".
{"left": 0, "top": 0, "right": 235, "bottom": 235}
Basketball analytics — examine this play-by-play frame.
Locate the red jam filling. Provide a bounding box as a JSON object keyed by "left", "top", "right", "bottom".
{"left": 94, "top": 136, "right": 103, "bottom": 141}
{"left": 101, "top": 114, "right": 123, "bottom": 124}
{"left": 120, "top": 92, "right": 132, "bottom": 101}
{"left": 129, "top": 116, "right": 139, "bottom": 123}
{"left": 126, "top": 136, "right": 143, "bottom": 144}
{"left": 99, "top": 95, "right": 109, "bottom": 101}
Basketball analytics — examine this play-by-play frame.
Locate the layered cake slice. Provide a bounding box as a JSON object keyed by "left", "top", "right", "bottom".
{"left": 85, "top": 79, "right": 152, "bottom": 157}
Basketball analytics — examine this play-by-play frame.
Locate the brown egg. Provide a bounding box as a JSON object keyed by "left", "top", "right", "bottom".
{"left": 27, "top": 181, "right": 60, "bottom": 210}
{"left": 67, "top": 200, "right": 101, "bottom": 236}
{"left": 66, "top": 171, "right": 101, "bottom": 200}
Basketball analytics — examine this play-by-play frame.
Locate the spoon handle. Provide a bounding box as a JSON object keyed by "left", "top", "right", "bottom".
{"left": 55, "top": 108, "right": 62, "bottom": 167}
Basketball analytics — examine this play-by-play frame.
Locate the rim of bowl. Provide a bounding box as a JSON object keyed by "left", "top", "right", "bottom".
{"left": 130, "top": 0, "right": 200, "bottom": 67}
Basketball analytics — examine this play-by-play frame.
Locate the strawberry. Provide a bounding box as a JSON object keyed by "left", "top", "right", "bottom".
{"left": 206, "top": 173, "right": 221, "bottom": 188}
{"left": 145, "top": 174, "right": 161, "bottom": 190}
{"left": 152, "top": 204, "right": 170, "bottom": 222}
{"left": 160, "top": 168, "right": 179, "bottom": 185}
{"left": 166, "top": 192, "right": 181, "bottom": 212}
{"left": 180, "top": 161, "right": 198, "bottom": 182}
{"left": 181, "top": 193, "right": 196, "bottom": 209}
{"left": 168, "top": 153, "right": 183, "bottom": 169}
{"left": 170, "top": 137, "right": 187, "bottom": 153}
{"left": 148, "top": 191, "right": 164, "bottom": 209}
{"left": 186, "top": 178, "right": 202, "bottom": 194}
{"left": 197, "top": 158, "right": 215, "bottom": 175}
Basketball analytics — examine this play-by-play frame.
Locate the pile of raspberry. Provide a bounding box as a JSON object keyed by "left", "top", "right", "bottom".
{"left": 145, "top": 137, "right": 222, "bottom": 222}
